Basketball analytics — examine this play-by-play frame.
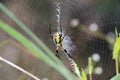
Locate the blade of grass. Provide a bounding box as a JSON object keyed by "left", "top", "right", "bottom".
{"left": 115, "top": 27, "right": 119, "bottom": 38}
{"left": 88, "top": 57, "right": 93, "bottom": 80}
{"left": 115, "top": 58, "right": 119, "bottom": 75}
{"left": 0, "top": 3, "right": 61, "bottom": 64}
{"left": 0, "top": 21, "right": 78, "bottom": 80}
{"left": 112, "top": 28, "right": 120, "bottom": 75}
{"left": 81, "top": 68, "right": 87, "bottom": 80}
{"left": 111, "top": 74, "right": 120, "bottom": 80}
{"left": 72, "top": 60, "right": 81, "bottom": 79}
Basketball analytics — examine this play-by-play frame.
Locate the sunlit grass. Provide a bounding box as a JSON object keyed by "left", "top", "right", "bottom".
{"left": 88, "top": 57, "right": 93, "bottom": 80}
{"left": 81, "top": 68, "right": 87, "bottom": 80}
{"left": 111, "top": 28, "right": 120, "bottom": 80}
{"left": 71, "top": 59, "right": 87, "bottom": 80}
{"left": 112, "top": 28, "right": 120, "bottom": 75}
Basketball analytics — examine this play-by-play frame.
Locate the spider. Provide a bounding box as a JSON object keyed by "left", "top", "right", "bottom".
{"left": 49, "top": 24, "right": 72, "bottom": 59}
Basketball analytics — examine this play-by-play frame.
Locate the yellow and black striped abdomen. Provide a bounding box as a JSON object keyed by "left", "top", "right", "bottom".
{"left": 53, "top": 32, "right": 62, "bottom": 44}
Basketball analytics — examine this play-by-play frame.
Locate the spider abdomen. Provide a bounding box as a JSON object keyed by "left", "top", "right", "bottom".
{"left": 53, "top": 32, "right": 62, "bottom": 44}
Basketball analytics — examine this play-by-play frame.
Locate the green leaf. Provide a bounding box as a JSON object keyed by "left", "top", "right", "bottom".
{"left": 72, "top": 60, "right": 81, "bottom": 79}
{"left": 81, "top": 68, "right": 87, "bottom": 80}
{"left": 72, "top": 60, "right": 87, "bottom": 80}
{"left": 111, "top": 74, "right": 120, "bottom": 80}
{"left": 115, "top": 27, "right": 119, "bottom": 38}
{"left": 112, "top": 28, "right": 120, "bottom": 59}
{"left": 88, "top": 57, "right": 93, "bottom": 74}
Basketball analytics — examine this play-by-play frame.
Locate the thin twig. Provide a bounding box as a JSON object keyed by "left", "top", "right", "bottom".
{"left": 0, "top": 56, "right": 40, "bottom": 80}
{"left": 115, "top": 58, "right": 119, "bottom": 75}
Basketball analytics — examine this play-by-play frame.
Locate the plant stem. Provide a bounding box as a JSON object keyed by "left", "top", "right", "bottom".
{"left": 89, "top": 74, "right": 92, "bottom": 80}
{"left": 115, "top": 58, "right": 119, "bottom": 75}
{"left": 88, "top": 57, "right": 93, "bottom": 80}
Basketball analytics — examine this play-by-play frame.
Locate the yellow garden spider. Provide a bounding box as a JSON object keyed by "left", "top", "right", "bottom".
{"left": 49, "top": 24, "right": 72, "bottom": 59}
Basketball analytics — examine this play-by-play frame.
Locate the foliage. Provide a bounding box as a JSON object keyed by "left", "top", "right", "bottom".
{"left": 81, "top": 68, "right": 87, "bottom": 80}
{"left": 111, "top": 74, "right": 120, "bottom": 80}
{"left": 88, "top": 57, "right": 93, "bottom": 74}
{"left": 112, "top": 27, "right": 120, "bottom": 59}
{"left": 72, "top": 60, "right": 87, "bottom": 80}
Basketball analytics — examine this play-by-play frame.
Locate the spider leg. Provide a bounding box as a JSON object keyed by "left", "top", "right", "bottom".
{"left": 62, "top": 35, "right": 65, "bottom": 41}
{"left": 56, "top": 45, "right": 59, "bottom": 53}
{"left": 49, "top": 23, "right": 52, "bottom": 34}
{"left": 61, "top": 44, "right": 73, "bottom": 59}
{"left": 49, "top": 23, "right": 53, "bottom": 39}
{"left": 55, "top": 45, "right": 60, "bottom": 58}
{"left": 61, "top": 44, "right": 67, "bottom": 53}
{"left": 59, "top": 21, "right": 66, "bottom": 41}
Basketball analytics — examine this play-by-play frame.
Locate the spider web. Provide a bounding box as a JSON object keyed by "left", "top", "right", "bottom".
{"left": 0, "top": 0, "right": 120, "bottom": 80}
{"left": 62, "top": 0, "right": 120, "bottom": 80}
